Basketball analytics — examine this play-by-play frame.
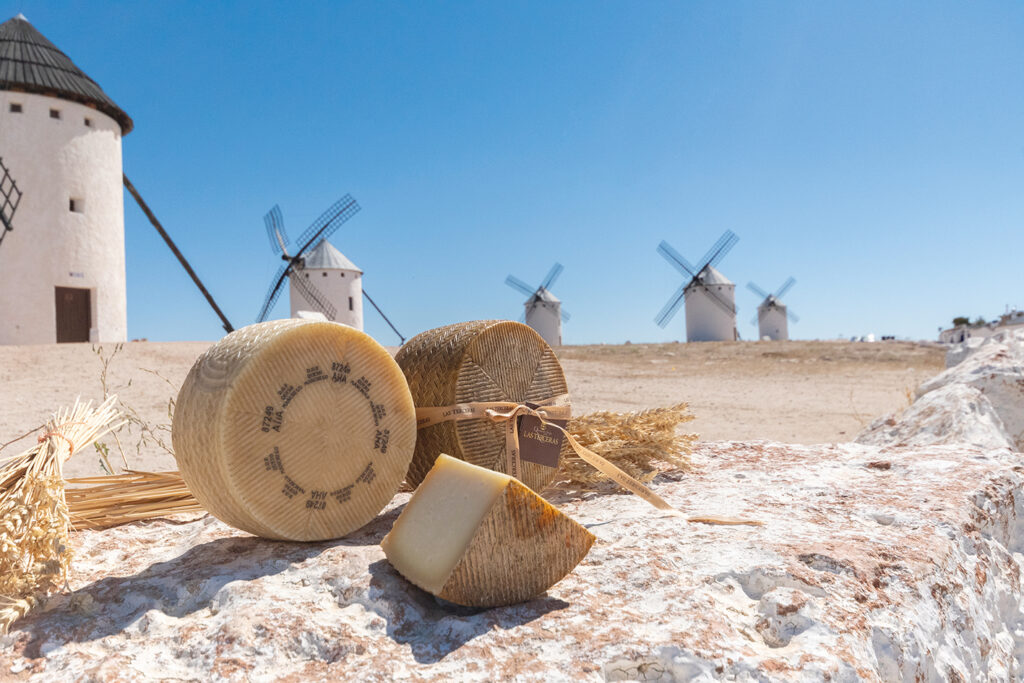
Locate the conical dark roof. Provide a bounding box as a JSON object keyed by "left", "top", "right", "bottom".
{"left": 0, "top": 14, "right": 132, "bottom": 133}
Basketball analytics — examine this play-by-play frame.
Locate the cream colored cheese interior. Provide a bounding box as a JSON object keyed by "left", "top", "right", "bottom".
{"left": 382, "top": 454, "right": 510, "bottom": 594}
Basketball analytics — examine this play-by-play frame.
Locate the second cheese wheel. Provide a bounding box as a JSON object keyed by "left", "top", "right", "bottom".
{"left": 172, "top": 319, "right": 416, "bottom": 541}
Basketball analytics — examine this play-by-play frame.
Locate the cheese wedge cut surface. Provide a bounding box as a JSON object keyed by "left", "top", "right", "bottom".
{"left": 381, "top": 454, "right": 595, "bottom": 607}
{"left": 172, "top": 319, "right": 416, "bottom": 541}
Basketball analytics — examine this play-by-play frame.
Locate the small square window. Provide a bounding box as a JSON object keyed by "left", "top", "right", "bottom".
{"left": 84, "top": 117, "right": 92, "bottom": 127}
{"left": 69, "top": 197, "right": 84, "bottom": 213}
{"left": 322, "top": 272, "right": 327, "bottom": 277}
{"left": 50, "top": 109, "right": 61, "bottom": 120}
{"left": 9, "top": 103, "right": 22, "bottom": 113}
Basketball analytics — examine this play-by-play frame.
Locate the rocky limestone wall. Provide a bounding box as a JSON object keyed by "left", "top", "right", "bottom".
{"left": 4, "top": 335, "right": 1024, "bottom": 680}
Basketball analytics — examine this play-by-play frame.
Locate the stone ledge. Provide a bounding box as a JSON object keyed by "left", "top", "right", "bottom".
{"left": 3, "top": 438, "right": 1023, "bottom": 681}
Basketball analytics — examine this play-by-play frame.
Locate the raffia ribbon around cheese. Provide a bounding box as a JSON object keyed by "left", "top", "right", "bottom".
{"left": 395, "top": 320, "right": 572, "bottom": 492}
{"left": 415, "top": 398, "right": 758, "bottom": 524}
{"left": 415, "top": 397, "right": 684, "bottom": 513}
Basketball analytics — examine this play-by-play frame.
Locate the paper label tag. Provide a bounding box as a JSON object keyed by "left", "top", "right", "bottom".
{"left": 517, "top": 401, "right": 566, "bottom": 468}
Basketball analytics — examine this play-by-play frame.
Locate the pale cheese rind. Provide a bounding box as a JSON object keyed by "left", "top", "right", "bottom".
{"left": 381, "top": 454, "right": 595, "bottom": 607}
{"left": 172, "top": 319, "right": 416, "bottom": 541}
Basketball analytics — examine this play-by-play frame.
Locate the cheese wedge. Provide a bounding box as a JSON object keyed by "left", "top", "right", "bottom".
{"left": 172, "top": 319, "right": 416, "bottom": 541}
{"left": 381, "top": 454, "right": 595, "bottom": 607}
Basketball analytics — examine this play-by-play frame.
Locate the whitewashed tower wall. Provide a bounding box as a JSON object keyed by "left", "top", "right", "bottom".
{"left": 290, "top": 266, "right": 364, "bottom": 330}
{"left": 0, "top": 92, "right": 126, "bottom": 344}
{"left": 525, "top": 300, "right": 561, "bottom": 347}
{"left": 684, "top": 284, "right": 736, "bottom": 342}
{"left": 757, "top": 305, "right": 788, "bottom": 341}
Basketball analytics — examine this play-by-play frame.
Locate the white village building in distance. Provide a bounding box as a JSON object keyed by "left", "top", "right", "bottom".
{"left": 939, "top": 308, "right": 1024, "bottom": 344}
{"left": 0, "top": 14, "right": 132, "bottom": 344}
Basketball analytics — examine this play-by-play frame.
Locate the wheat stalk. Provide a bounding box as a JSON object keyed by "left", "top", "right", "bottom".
{"left": 553, "top": 402, "right": 697, "bottom": 491}
{"left": 0, "top": 397, "right": 125, "bottom": 634}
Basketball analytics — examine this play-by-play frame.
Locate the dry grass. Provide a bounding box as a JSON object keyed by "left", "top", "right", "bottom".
{"left": 65, "top": 470, "right": 202, "bottom": 530}
{"left": 0, "top": 397, "right": 124, "bottom": 634}
{"left": 555, "top": 402, "right": 696, "bottom": 491}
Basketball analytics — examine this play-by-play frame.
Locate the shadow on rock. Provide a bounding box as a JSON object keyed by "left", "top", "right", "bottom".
{"left": 367, "top": 558, "right": 569, "bottom": 664}
{"left": 16, "top": 505, "right": 407, "bottom": 656}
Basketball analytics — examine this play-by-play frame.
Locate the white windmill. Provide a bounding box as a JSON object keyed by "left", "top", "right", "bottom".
{"left": 505, "top": 263, "right": 570, "bottom": 347}
{"left": 655, "top": 231, "right": 739, "bottom": 342}
{"left": 747, "top": 277, "right": 799, "bottom": 341}
{"left": 258, "top": 196, "right": 405, "bottom": 342}
{"left": 0, "top": 14, "right": 133, "bottom": 344}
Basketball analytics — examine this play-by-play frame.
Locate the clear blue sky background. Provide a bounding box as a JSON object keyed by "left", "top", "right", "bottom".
{"left": 7, "top": 2, "right": 1024, "bottom": 344}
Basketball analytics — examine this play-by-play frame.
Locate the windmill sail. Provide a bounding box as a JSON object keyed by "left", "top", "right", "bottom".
{"left": 0, "top": 156, "right": 23, "bottom": 248}
{"left": 505, "top": 262, "right": 568, "bottom": 345}
{"left": 655, "top": 231, "right": 738, "bottom": 328}
{"left": 256, "top": 195, "right": 361, "bottom": 323}
{"left": 654, "top": 231, "right": 739, "bottom": 342}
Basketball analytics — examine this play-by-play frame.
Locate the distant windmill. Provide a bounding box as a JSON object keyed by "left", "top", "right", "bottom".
{"left": 747, "top": 277, "right": 799, "bottom": 341}
{"left": 258, "top": 195, "right": 405, "bottom": 343}
{"left": 655, "top": 230, "right": 739, "bottom": 342}
{"left": 0, "top": 156, "right": 22, "bottom": 250}
{"left": 505, "top": 262, "right": 570, "bottom": 347}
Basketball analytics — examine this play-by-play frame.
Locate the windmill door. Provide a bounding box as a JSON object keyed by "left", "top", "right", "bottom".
{"left": 55, "top": 287, "right": 91, "bottom": 343}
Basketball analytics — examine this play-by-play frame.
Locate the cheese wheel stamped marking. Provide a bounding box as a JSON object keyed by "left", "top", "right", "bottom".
{"left": 172, "top": 319, "right": 416, "bottom": 542}
{"left": 253, "top": 360, "right": 393, "bottom": 513}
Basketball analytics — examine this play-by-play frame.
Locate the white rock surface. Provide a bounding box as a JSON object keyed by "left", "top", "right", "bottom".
{"left": 945, "top": 336, "right": 986, "bottom": 368}
{"left": 3, "top": 438, "right": 1024, "bottom": 681}
{"left": 5, "top": 333, "right": 1024, "bottom": 680}
{"left": 919, "top": 330, "right": 1024, "bottom": 449}
{"left": 856, "top": 383, "right": 1013, "bottom": 450}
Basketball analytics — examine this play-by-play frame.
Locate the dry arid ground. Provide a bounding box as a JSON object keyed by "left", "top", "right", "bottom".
{"left": 0, "top": 339, "right": 945, "bottom": 479}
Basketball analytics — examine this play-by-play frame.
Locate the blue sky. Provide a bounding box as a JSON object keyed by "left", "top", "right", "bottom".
{"left": 7, "top": 2, "right": 1024, "bottom": 343}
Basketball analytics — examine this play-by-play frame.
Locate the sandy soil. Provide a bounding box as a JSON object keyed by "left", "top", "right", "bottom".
{"left": 0, "top": 339, "right": 945, "bottom": 479}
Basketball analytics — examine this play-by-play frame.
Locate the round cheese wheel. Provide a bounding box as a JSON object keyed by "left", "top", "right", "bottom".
{"left": 172, "top": 319, "right": 416, "bottom": 541}
{"left": 395, "top": 319, "right": 571, "bottom": 493}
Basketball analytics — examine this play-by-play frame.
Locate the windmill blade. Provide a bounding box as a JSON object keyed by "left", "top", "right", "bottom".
{"left": 540, "top": 262, "right": 563, "bottom": 291}
{"left": 750, "top": 313, "right": 759, "bottom": 327}
{"left": 294, "top": 194, "right": 361, "bottom": 256}
{"left": 787, "top": 309, "right": 800, "bottom": 324}
{"left": 505, "top": 274, "right": 536, "bottom": 297}
{"left": 701, "top": 230, "right": 739, "bottom": 271}
{"left": 362, "top": 289, "right": 405, "bottom": 344}
{"left": 0, "top": 156, "right": 23, "bottom": 245}
{"left": 264, "top": 205, "right": 289, "bottom": 255}
{"left": 561, "top": 308, "right": 571, "bottom": 322}
{"left": 123, "top": 175, "right": 235, "bottom": 332}
{"left": 655, "top": 282, "right": 688, "bottom": 328}
{"left": 746, "top": 282, "right": 770, "bottom": 300}
{"left": 774, "top": 277, "right": 796, "bottom": 299}
{"left": 257, "top": 264, "right": 290, "bottom": 322}
{"left": 291, "top": 270, "right": 338, "bottom": 320}
{"left": 656, "top": 241, "right": 697, "bottom": 278}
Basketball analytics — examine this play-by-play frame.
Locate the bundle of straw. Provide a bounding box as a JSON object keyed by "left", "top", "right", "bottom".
{"left": 65, "top": 470, "right": 201, "bottom": 530}
{"left": 0, "top": 397, "right": 124, "bottom": 634}
{"left": 554, "top": 402, "right": 696, "bottom": 491}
